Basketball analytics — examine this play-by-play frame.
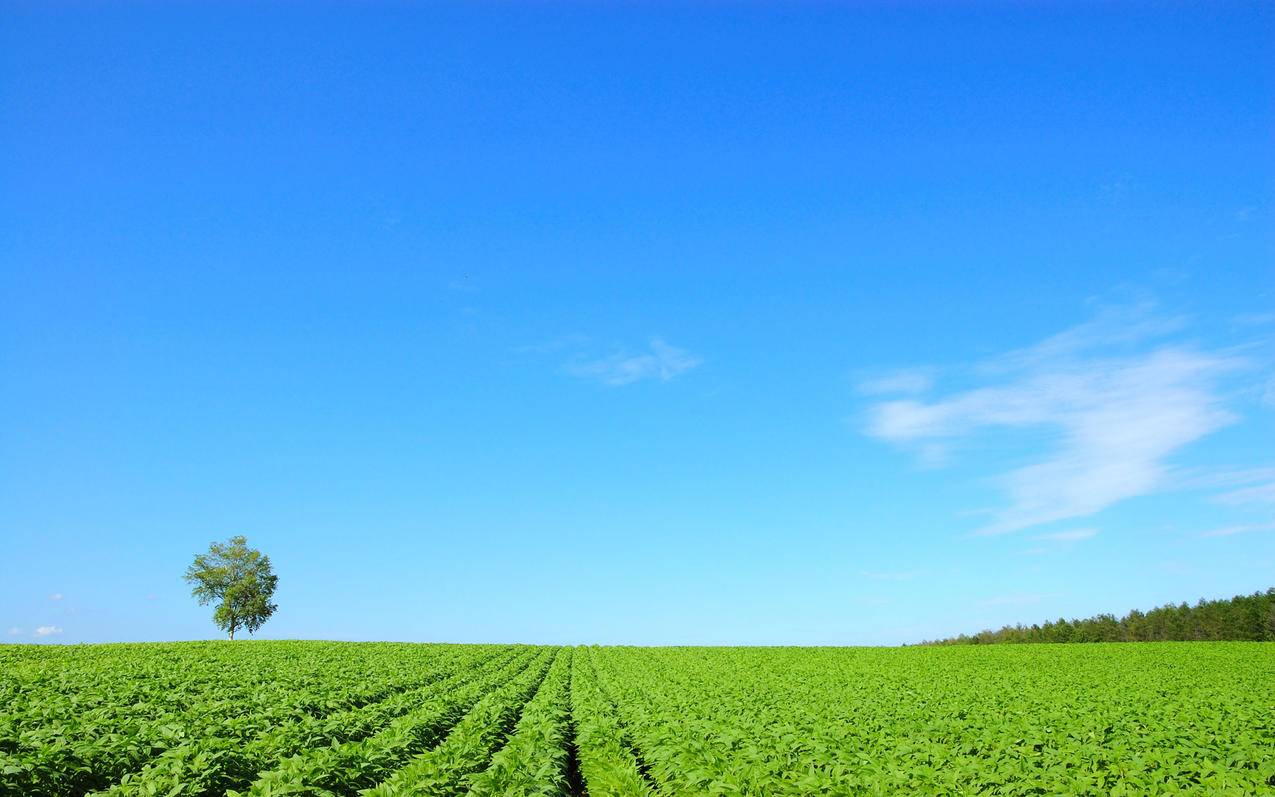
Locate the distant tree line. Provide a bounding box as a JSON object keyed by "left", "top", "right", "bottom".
{"left": 924, "top": 588, "right": 1275, "bottom": 645}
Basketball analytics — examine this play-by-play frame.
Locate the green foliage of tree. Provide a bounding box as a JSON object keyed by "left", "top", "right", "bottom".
{"left": 926, "top": 587, "right": 1275, "bottom": 645}
{"left": 184, "top": 536, "right": 278, "bottom": 640}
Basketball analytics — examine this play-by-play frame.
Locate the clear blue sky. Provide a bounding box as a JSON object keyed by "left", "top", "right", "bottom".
{"left": 2, "top": 3, "right": 1271, "bottom": 645}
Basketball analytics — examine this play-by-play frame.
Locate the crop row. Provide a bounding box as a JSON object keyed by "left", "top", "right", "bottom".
{"left": 102, "top": 646, "right": 523, "bottom": 797}
{"left": 586, "top": 644, "right": 1275, "bottom": 795}
{"left": 0, "top": 644, "right": 528, "bottom": 796}
{"left": 231, "top": 646, "right": 553, "bottom": 796}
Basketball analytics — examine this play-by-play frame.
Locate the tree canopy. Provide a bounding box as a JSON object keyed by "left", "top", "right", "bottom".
{"left": 184, "top": 535, "right": 278, "bottom": 640}
{"left": 924, "top": 588, "right": 1275, "bottom": 645}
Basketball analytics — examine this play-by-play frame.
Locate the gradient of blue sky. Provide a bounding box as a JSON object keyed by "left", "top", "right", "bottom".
{"left": 2, "top": 3, "right": 1272, "bottom": 645}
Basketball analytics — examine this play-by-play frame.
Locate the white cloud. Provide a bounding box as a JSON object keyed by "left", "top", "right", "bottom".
{"left": 6, "top": 627, "right": 21, "bottom": 637}
{"left": 49, "top": 593, "right": 62, "bottom": 601}
{"left": 1199, "top": 521, "right": 1275, "bottom": 539}
{"left": 1031, "top": 528, "right": 1099, "bottom": 542}
{"left": 857, "top": 368, "right": 934, "bottom": 396}
{"left": 865, "top": 305, "right": 1246, "bottom": 535}
{"left": 33, "top": 626, "right": 62, "bottom": 638}
{"left": 567, "top": 338, "right": 701, "bottom": 387}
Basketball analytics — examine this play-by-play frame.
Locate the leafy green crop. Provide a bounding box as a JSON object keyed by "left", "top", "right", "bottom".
{"left": 1, "top": 641, "right": 1271, "bottom": 795}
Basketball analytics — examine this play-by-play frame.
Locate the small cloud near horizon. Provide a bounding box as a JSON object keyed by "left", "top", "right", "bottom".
{"left": 33, "top": 625, "right": 63, "bottom": 638}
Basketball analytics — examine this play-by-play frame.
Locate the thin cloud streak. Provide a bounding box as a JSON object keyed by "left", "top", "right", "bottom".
{"left": 567, "top": 338, "right": 701, "bottom": 387}
{"left": 860, "top": 569, "right": 924, "bottom": 582}
{"left": 1216, "top": 481, "right": 1275, "bottom": 505}
{"left": 1199, "top": 521, "right": 1275, "bottom": 538}
{"left": 978, "top": 592, "right": 1062, "bottom": 607}
{"left": 1032, "top": 528, "right": 1099, "bottom": 542}
{"left": 857, "top": 368, "right": 934, "bottom": 396}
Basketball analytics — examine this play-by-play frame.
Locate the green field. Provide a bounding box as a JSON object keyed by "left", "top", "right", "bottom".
{"left": 2, "top": 642, "right": 1272, "bottom": 796}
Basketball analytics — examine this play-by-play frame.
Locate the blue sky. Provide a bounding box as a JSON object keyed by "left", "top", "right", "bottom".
{"left": 1, "top": 3, "right": 1272, "bottom": 645}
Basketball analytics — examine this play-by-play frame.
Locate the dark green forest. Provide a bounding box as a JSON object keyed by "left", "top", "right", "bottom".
{"left": 926, "top": 588, "right": 1275, "bottom": 645}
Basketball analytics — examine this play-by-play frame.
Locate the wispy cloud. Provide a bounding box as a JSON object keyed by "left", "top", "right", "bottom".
{"left": 865, "top": 304, "right": 1248, "bottom": 535}
{"left": 567, "top": 338, "right": 701, "bottom": 387}
{"left": 1216, "top": 481, "right": 1275, "bottom": 505}
{"left": 1097, "top": 173, "right": 1132, "bottom": 208}
{"left": 1182, "top": 467, "right": 1275, "bottom": 506}
{"left": 1021, "top": 527, "right": 1099, "bottom": 555}
{"left": 6, "top": 627, "right": 21, "bottom": 637}
{"left": 1199, "top": 521, "right": 1275, "bottom": 539}
{"left": 513, "top": 334, "right": 591, "bottom": 356}
{"left": 33, "top": 625, "right": 62, "bottom": 638}
{"left": 978, "top": 592, "right": 1062, "bottom": 607}
{"left": 860, "top": 569, "right": 924, "bottom": 582}
{"left": 857, "top": 368, "right": 934, "bottom": 396}
{"left": 1175, "top": 466, "right": 1275, "bottom": 501}
{"left": 1232, "top": 312, "right": 1275, "bottom": 327}
{"left": 1031, "top": 528, "right": 1099, "bottom": 542}
{"left": 48, "top": 593, "right": 62, "bottom": 601}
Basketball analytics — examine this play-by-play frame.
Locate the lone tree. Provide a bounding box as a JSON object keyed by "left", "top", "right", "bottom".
{"left": 184, "top": 535, "right": 278, "bottom": 640}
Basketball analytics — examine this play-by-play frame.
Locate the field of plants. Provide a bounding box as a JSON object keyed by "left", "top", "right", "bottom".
{"left": 1, "top": 641, "right": 1272, "bottom": 796}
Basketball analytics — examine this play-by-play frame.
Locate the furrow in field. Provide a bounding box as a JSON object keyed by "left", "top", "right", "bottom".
{"left": 92, "top": 646, "right": 517, "bottom": 797}
{"left": 465, "top": 647, "right": 575, "bottom": 797}
{"left": 228, "top": 647, "right": 552, "bottom": 797}
{"left": 588, "top": 647, "right": 763, "bottom": 795}
{"left": 359, "top": 647, "right": 559, "bottom": 797}
{"left": 562, "top": 710, "right": 585, "bottom": 797}
{"left": 589, "top": 648, "right": 845, "bottom": 796}
{"left": 567, "top": 648, "right": 654, "bottom": 797}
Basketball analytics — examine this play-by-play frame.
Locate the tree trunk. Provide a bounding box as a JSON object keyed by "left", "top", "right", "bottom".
{"left": 228, "top": 628, "right": 235, "bottom": 641}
